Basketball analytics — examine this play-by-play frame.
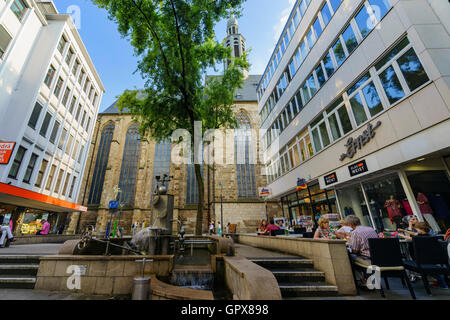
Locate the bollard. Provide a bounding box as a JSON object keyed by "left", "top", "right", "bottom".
{"left": 132, "top": 258, "right": 153, "bottom": 300}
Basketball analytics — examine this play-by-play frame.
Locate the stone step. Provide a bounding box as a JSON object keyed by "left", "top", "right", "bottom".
{"left": 0, "top": 255, "right": 41, "bottom": 265}
{"left": 250, "top": 258, "right": 314, "bottom": 269}
{"left": 279, "top": 283, "right": 339, "bottom": 298}
{"left": 0, "top": 275, "right": 36, "bottom": 289}
{"left": 271, "top": 270, "right": 325, "bottom": 283}
{"left": 0, "top": 264, "right": 40, "bottom": 276}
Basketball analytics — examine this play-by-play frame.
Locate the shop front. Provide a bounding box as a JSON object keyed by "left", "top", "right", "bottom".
{"left": 0, "top": 182, "right": 86, "bottom": 236}
{"left": 320, "top": 155, "right": 450, "bottom": 233}
{"left": 281, "top": 182, "right": 339, "bottom": 230}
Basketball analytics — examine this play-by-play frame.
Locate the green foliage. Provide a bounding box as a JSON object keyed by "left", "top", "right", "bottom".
{"left": 92, "top": 0, "right": 249, "bottom": 234}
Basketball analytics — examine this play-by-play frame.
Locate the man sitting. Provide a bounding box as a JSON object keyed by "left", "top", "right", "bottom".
{"left": 36, "top": 219, "right": 50, "bottom": 235}
{"left": 346, "top": 215, "right": 378, "bottom": 285}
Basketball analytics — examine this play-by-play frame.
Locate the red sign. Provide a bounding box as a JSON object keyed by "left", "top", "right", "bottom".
{"left": 0, "top": 142, "right": 16, "bottom": 165}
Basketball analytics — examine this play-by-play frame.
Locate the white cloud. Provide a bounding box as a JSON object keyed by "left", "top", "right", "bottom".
{"left": 272, "top": 0, "right": 296, "bottom": 44}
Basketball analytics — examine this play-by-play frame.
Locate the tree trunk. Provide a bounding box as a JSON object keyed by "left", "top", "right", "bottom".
{"left": 194, "top": 163, "right": 205, "bottom": 235}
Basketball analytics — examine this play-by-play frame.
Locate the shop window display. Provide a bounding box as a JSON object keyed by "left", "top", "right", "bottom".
{"left": 362, "top": 174, "right": 408, "bottom": 231}
{"left": 337, "top": 185, "right": 373, "bottom": 228}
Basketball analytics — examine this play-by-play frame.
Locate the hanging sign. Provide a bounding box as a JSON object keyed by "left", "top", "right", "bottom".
{"left": 0, "top": 142, "right": 16, "bottom": 165}
{"left": 340, "top": 121, "right": 381, "bottom": 161}
{"left": 296, "top": 178, "right": 307, "bottom": 191}
{"left": 259, "top": 187, "right": 272, "bottom": 198}
{"left": 349, "top": 160, "right": 369, "bottom": 177}
{"left": 324, "top": 172, "right": 338, "bottom": 186}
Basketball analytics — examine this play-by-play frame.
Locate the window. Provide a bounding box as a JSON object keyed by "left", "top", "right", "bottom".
{"left": 8, "top": 146, "right": 26, "bottom": 179}
{"left": 72, "top": 59, "right": 80, "bottom": 75}
{"left": 337, "top": 103, "right": 353, "bottom": 134}
{"left": 75, "top": 104, "right": 82, "bottom": 121}
{"left": 307, "top": 74, "right": 317, "bottom": 96}
{"left": 93, "top": 93, "right": 98, "bottom": 106}
{"left": 235, "top": 112, "right": 256, "bottom": 198}
{"left": 349, "top": 92, "right": 369, "bottom": 126}
{"left": 62, "top": 87, "right": 71, "bottom": 106}
{"left": 355, "top": 4, "right": 373, "bottom": 39}
{"left": 299, "top": 0, "right": 307, "bottom": 16}
{"left": 68, "top": 176, "right": 76, "bottom": 198}
{"left": 28, "top": 103, "right": 43, "bottom": 129}
{"left": 44, "top": 65, "right": 56, "bottom": 88}
{"left": 323, "top": 52, "right": 335, "bottom": 78}
{"left": 306, "top": 28, "right": 315, "bottom": 49}
{"left": 65, "top": 48, "right": 74, "bottom": 65}
{"left": 311, "top": 115, "right": 331, "bottom": 153}
{"left": 58, "top": 128, "right": 67, "bottom": 150}
{"left": 35, "top": 159, "right": 48, "bottom": 188}
{"left": 397, "top": 48, "right": 429, "bottom": 92}
{"left": 326, "top": 97, "right": 353, "bottom": 140}
{"left": 0, "top": 25, "right": 12, "bottom": 58}
{"left": 379, "top": 66, "right": 405, "bottom": 104}
{"left": 57, "top": 36, "right": 67, "bottom": 54}
{"left": 65, "top": 134, "right": 73, "bottom": 155}
{"left": 342, "top": 24, "right": 358, "bottom": 55}
{"left": 301, "top": 81, "right": 310, "bottom": 104}
{"left": 83, "top": 79, "right": 90, "bottom": 93}
{"left": 78, "top": 69, "right": 85, "bottom": 85}
{"left": 315, "top": 64, "right": 326, "bottom": 87}
{"left": 298, "top": 132, "right": 314, "bottom": 161}
{"left": 332, "top": 38, "right": 346, "bottom": 67}
{"left": 45, "top": 164, "right": 56, "bottom": 191}
{"left": 72, "top": 140, "right": 79, "bottom": 160}
{"left": 88, "top": 122, "right": 114, "bottom": 204}
{"left": 368, "top": 0, "right": 391, "bottom": 19}
{"left": 320, "top": 2, "right": 332, "bottom": 26}
{"left": 39, "top": 112, "right": 52, "bottom": 137}
{"left": 23, "top": 153, "right": 38, "bottom": 184}
{"left": 54, "top": 169, "right": 64, "bottom": 194}
{"left": 54, "top": 77, "right": 64, "bottom": 98}
{"left": 69, "top": 96, "right": 76, "bottom": 114}
{"left": 86, "top": 116, "right": 91, "bottom": 132}
{"left": 78, "top": 145, "right": 84, "bottom": 163}
{"left": 312, "top": 17, "right": 322, "bottom": 39}
{"left": 151, "top": 140, "right": 172, "bottom": 202}
{"left": 362, "top": 81, "right": 383, "bottom": 117}
{"left": 329, "top": 0, "right": 342, "bottom": 13}
{"left": 117, "top": 123, "right": 141, "bottom": 205}
{"left": 49, "top": 120, "right": 60, "bottom": 144}
{"left": 62, "top": 173, "right": 70, "bottom": 196}
{"left": 81, "top": 110, "right": 87, "bottom": 127}
{"left": 10, "top": 0, "right": 27, "bottom": 21}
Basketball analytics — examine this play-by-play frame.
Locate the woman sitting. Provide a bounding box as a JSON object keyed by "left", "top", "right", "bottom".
{"left": 257, "top": 220, "right": 268, "bottom": 235}
{"left": 314, "top": 217, "right": 334, "bottom": 239}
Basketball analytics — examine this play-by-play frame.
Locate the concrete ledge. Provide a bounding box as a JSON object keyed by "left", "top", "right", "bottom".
{"left": 150, "top": 275, "right": 214, "bottom": 300}
{"left": 13, "top": 235, "right": 81, "bottom": 245}
{"left": 236, "top": 235, "right": 356, "bottom": 296}
{"left": 223, "top": 256, "right": 282, "bottom": 300}
{"left": 206, "top": 235, "right": 234, "bottom": 254}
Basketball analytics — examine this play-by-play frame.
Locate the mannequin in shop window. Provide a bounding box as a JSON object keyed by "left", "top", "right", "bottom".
{"left": 416, "top": 190, "right": 441, "bottom": 234}
{"left": 384, "top": 195, "right": 404, "bottom": 229}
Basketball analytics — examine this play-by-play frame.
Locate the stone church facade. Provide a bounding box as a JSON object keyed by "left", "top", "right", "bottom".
{"left": 67, "top": 17, "right": 281, "bottom": 235}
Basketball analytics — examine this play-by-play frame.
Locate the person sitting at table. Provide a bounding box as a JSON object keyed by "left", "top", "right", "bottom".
{"left": 36, "top": 219, "right": 50, "bottom": 235}
{"left": 398, "top": 222, "right": 435, "bottom": 240}
{"left": 346, "top": 216, "right": 379, "bottom": 285}
{"left": 336, "top": 220, "right": 353, "bottom": 239}
{"left": 277, "top": 220, "right": 286, "bottom": 230}
{"left": 265, "top": 219, "right": 281, "bottom": 236}
{"left": 257, "top": 220, "right": 268, "bottom": 235}
{"left": 405, "top": 215, "right": 419, "bottom": 233}
{"left": 314, "top": 217, "right": 334, "bottom": 239}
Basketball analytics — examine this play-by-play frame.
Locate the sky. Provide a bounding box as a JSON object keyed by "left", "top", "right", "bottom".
{"left": 53, "top": 0, "right": 297, "bottom": 113}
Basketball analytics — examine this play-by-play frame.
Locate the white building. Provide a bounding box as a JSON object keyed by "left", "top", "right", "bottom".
{"left": 258, "top": 0, "right": 450, "bottom": 233}
{"left": 0, "top": 0, "right": 105, "bottom": 234}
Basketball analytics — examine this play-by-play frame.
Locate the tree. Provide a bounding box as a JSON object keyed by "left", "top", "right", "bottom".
{"left": 92, "top": 0, "right": 249, "bottom": 235}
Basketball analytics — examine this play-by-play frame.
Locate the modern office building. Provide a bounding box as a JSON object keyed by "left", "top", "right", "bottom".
{"left": 258, "top": 0, "right": 450, "bottom": 233}
{"left": 0, "top": 1, "right": 105, "bottom": 235}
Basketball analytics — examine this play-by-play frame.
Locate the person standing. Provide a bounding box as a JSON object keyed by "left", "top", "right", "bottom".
{"left": 217, "top": 222, "right": 222, "bottom": 236}
{"left": 209, "top": 221, "right": 215, "bottom": 235}
{"left": 0, "top": 215, "right": 15, "bottom": 248}
{"left": 384, "top": 195, "right": 403, "bottom": 229}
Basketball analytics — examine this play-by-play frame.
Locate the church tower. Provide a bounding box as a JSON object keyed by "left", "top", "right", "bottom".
{"left": 224, "top": 15, "right": 248, "bottom": 79}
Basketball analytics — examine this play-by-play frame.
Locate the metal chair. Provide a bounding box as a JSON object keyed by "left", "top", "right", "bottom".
{"left": 368, "top": 238, "right": 416, "bottom": 299}
{"left": 403, "top": 236, "right": 450, "bottom": 295}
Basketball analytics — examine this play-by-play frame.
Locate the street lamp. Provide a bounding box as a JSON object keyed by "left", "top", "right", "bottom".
{"left": 218, "top": 183, "right": 224, "bottom": 237}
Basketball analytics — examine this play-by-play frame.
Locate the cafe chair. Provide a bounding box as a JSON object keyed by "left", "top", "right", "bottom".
{"left": 294, "top": 227, "right": 306, "bottom": 234}
{"left": 367, "top": 238, "right": 416, "bottom": 300}
{"left": 403, "top": 236, "right": 450, "bottom": 295}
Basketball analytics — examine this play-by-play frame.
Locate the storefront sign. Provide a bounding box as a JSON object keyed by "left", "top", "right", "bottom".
{"left": 0, "top": 142, "right": 16, "bottom": 165}
{"left": 324, "top": 172, "right": 338, "bottom": 186}
{"left": 340, "top": 121, "right": 381, "bottom": 161}
{"left": 349, "top": 160, "right": 369, "bottom": 177}
{"left": 258, "top": 187, "right": 272, "bottom": 198}
{"left": 109, "top": 201, "right": 119, "bottom": 209}
{"left": 296, "top": 178, "right": 307, "bottom": 191}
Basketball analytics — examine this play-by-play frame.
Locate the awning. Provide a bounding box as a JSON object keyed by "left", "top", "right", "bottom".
{"left": 0, "top": 182, "right": 87, "bottom": 213}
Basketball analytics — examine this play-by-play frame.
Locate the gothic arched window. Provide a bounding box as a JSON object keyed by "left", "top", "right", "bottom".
{"left": 151, "top": 139, "right": 171, "bottom": 202}
{"left": 235, "top": 112, "right": 256, "bottom": 198}
{"left": 117, "top": 123, "right": 141, "bottom": 206}
{"left": 88, "top": 122, "right": 114, "bottom": 205}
